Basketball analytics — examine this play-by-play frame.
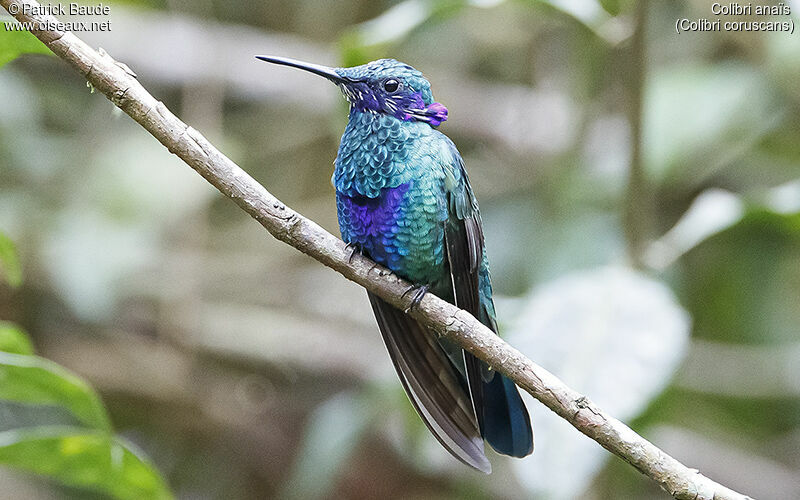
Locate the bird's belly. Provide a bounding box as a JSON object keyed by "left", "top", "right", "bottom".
{"left": 336, "top": 182, "right": 447, "bottom": 285}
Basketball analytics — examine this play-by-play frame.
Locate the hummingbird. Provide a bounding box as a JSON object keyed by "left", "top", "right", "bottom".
{"left": 257, "top": 56, "right": 533, "bottom": 472}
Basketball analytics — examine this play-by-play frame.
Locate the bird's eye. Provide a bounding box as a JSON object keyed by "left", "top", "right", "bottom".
{"left": 383, "top": 79, "right": 400, "bottom": 93}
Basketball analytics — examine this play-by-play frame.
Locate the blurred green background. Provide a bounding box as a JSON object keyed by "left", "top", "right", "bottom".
{"left": 1, "top": 0, "right": 799, "bottom": 498}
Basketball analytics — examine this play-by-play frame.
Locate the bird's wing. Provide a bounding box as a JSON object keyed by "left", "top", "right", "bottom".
{"left": 440, "top": 139, "right": 486, "bottom": 324}
{"left": 362, "top": 136, "right": 492, "bottom": 473}
{"left": 367, "top": 293, "right": 491, "bottom": 473}
{"left": 440, "top": 138, "right": 534, "bottom": 457}
{"left": 439, "top": 138, "right": 491, "bottom": 434}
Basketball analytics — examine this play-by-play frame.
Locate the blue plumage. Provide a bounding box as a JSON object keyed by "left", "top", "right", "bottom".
{"left": 258, "top": 56, "right": 533, "bottom": 472}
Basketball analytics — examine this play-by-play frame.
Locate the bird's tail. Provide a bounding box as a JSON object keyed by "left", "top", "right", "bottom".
{"left": 467, "top": 353, "right": 534, "bottom": 458}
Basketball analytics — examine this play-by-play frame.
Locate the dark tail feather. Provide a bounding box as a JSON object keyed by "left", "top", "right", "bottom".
{"left": 480, "top": 365, "right": 534, "bottom": 458}
{"left": 367, "top": 293, "right": 492, "bottom": 473}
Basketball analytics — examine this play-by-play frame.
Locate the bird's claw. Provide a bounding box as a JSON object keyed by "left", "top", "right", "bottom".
{"left": 403, "top": 284, "right": 430, "bottom": 314}
{"left": 344, "top": 242, "right": 363, "bottom": 264}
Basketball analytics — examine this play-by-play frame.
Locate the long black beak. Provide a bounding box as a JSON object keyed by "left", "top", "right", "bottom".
{"left": 255, "top": 55, "right": 346, "bottom": 84}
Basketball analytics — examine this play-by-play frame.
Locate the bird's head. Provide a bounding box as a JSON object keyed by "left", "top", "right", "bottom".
{"left": 256, "top": 56, "right": 448, "bottom": 127}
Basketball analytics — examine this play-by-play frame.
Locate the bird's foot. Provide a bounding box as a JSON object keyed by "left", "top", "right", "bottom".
{"left": 402, "top": 284, "right": 430, "bottom": 314}
{"left": 344, "top": 242, "right": 363, "bottom": 264}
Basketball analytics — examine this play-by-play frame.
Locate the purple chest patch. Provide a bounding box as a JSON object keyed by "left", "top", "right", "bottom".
{"left": 340, "top": 183, "right": 410, "bottom": 241}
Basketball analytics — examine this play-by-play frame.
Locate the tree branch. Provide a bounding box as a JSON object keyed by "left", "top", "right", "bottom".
{"left": 1, "top": 1, "right": 751, "bottom": 498}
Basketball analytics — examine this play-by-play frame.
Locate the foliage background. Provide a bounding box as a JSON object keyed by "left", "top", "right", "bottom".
{"left": 1, "top": 0, "right": 799, "bottom": 498}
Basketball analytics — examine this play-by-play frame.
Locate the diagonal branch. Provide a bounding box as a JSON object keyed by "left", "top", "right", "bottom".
{"left": 0, "top": 1, "right": 751, "bottom": 498}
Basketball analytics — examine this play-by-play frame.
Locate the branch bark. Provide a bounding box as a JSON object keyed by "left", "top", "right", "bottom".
{"left": 1, "top": 1, "right": 751, "bottom": 498}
